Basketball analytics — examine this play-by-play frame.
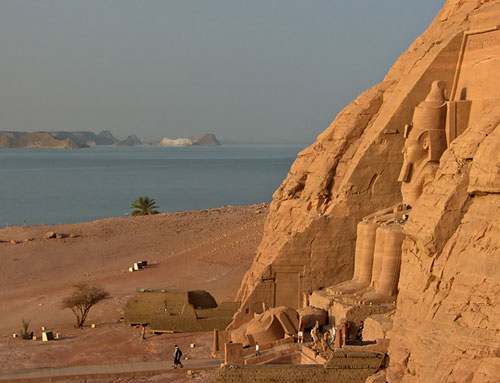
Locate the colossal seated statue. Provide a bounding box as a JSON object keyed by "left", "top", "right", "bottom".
{"left": 329, "top": 80, "right": 448, "bottom": 304}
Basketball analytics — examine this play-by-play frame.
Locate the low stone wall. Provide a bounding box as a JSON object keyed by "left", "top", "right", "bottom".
{"left": 125, "top": 290, "right": 239, "bottom": 332}
{"left": 212, "top": 365, "right": 379, "bottom": 383}
{"left": 213, "top": 350, "right": 387, "bottom": 383}
{"left": 150, "top": 311, "right": 234, "bottom": 333}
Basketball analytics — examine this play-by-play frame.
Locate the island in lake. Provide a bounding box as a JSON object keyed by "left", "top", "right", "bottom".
{"left": 0, "top": 131, "right": 221, "bottom": 148}
{"left": 0, "top": 130, "right": 118, "bottom": 149}
{"left": 152, "top": 133, "right": 221, "bottom": 147}
{"left": 112, "top": 134, "right": 142, "bottom": 147}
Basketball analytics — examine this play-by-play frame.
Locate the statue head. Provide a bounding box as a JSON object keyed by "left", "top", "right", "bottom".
{"left": 398, "top": 81, "right": 448, "bottom": 204}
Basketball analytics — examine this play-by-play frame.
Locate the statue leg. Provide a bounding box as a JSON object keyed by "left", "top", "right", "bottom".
{"left": 375, "top": 225, "right": 405, "bottom": 298}
{"left": 328, "top": 220, "right": 379, "bottom": 295}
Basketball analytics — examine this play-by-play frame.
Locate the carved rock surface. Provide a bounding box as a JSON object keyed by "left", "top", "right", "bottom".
{"left": 233, "top": 0, "right": 494, "bottom": 323}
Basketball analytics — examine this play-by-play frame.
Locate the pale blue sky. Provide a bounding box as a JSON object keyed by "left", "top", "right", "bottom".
{"left": 0, "top": 1, "right": 444, "bottom": 144}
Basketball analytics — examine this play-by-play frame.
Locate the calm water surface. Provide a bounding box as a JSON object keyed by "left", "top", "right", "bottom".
{"left": 0, "top": 145, "right": 304, "bottom": 228}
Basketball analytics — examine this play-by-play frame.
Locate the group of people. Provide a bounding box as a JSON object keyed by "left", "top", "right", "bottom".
{"left": 166, "top": 321, "right": 363, "bottom": 368}
{"left": 310, "top": 320, "right": 364, "bottom": 351}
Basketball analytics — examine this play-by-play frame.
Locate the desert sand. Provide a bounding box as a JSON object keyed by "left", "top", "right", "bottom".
{"left": 0, "top": 204, "right": 267, "bottom": 378}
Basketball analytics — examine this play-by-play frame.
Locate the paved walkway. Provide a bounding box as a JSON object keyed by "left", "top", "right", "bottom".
{"left": 0, "top": 358, "right": 223, "bottom": 382}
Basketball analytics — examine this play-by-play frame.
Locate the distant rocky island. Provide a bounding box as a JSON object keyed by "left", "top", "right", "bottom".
{"left": 152, "top": 133, "right": 221, "bottom": 147}
{"left": 0, "top": 131, "right": 221, "bottom": 149}
{"left": 0, "top": 130, "right": 118, "bottom": 149}
{"left": 112, "top": 135, "right": 142, "bottom": 147}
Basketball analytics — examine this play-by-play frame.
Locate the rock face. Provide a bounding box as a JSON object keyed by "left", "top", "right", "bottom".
{"left": 231, "top": 1, "right": 500, "bottom": 382}
{"left": 113, "top": 134, "right": 142, "bottom": 147}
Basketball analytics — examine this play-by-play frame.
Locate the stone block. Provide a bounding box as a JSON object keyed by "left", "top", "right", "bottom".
{"left": 308, "top": 290, "right": 334, "bottom": 311}
{"left": 363, "top": 314, "right": 393, "bottom": 341}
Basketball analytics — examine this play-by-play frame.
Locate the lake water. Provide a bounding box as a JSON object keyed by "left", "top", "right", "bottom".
{"left": 0, "top": 145, "right": 304, "bottom": 228}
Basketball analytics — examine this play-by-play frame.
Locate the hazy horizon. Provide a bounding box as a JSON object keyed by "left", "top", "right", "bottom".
{"left": 0, "top": 1, "right": 444, "bottom": 145}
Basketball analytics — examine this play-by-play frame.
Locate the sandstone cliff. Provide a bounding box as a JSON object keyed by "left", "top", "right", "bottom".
{"left": 232, "top": 1, "right": 500, "bottom": 382}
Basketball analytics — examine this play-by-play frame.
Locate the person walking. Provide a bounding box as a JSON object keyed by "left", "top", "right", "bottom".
{"left": 255, "top": 342, "right": 260, "bottom": 357}
{"left": 173, "top": 344, "right": 183, "bottom": 368}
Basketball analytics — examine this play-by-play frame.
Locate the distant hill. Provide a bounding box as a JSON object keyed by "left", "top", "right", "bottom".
{"left": 97, "top": 130, "right": 118, "bottom": 144}
{"left": 113, "top": 135, "right": 142, "bottom": 147}
{"left": 0, "top": 132, "right": 86, "bottom": 149}
{"left": 52, "top": 130, "right": 118, "bottom": 146}
{"left": 0, "top": 130, "right": 118, "bottom": 149}
{"left": 191, "top": 134, "right": 221, "bottom": 146}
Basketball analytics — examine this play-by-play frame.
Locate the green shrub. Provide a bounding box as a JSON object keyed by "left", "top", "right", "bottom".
{"left": 20, "top": 318, "right": 32, "bottom": 340}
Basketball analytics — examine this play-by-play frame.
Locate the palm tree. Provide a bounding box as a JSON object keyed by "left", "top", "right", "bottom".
{"left": 131, "top": 196, "right": 160, "bottom": 216}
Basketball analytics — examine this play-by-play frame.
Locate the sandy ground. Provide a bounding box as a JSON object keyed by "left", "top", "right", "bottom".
{"left": 0, "top": 204, "right": 267, "bottom": 379}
